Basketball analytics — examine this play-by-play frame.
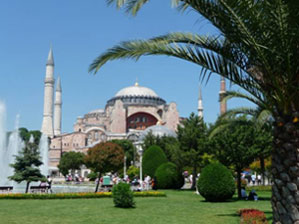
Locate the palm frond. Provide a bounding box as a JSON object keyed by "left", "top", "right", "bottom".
{"left": 99, "top": 0, "right": 299, "bottom": 114}
{"left": 221, "top": 90, "right": 265, "bottom": 109}
{"left": 209, "top": 117, "right": 251, "bottom": 139}
{"left": 89, "top": 35, "right": 265, "bottom": 103}
{"left": 218, "top": 107, "right": 257, "bottom": 120}
{"left": 106, "top": 0, "right": 180, "bottom": 15}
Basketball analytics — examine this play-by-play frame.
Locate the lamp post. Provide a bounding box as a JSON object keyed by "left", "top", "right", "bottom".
{"left": 134, "top": 141, "right": 143, "bottom": 190}
{"left": 123, "top": 155, "right": 127, "bottom": 179}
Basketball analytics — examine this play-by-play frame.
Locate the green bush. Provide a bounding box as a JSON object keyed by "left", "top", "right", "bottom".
{"left": 87, "top": 172, "right": 98, "bottom": 181}
{"left": 112, "top": 183, "right": 135, "bottom": 208}
{"left": 155, "top": 162, "right": 184, "bottom": 189}
{"left": 127, "top": 166, "right": 139, "bottom": 180}
{"left": 197, "top": 162, "right": 235, "bottom": 202}
{"left": 142, "top": 145, "right": 168, "bottom": 177}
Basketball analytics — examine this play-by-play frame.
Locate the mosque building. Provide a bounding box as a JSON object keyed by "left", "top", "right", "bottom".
{"left": 40, "top": 48, "right": 226, "bottom": 176}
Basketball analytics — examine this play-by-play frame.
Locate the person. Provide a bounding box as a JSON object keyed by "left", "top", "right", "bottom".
{"left": 40, "top": 180, "right": 47, "bottom": 187}
{"left": 152, "top": 176, "right": 157, "bottom": 190}
{"left": 47, "top": 175, "right": 53, "bottom": 193}
{"left": 75, "top": 173, "right": 79, "bottom": 182}
{"left": 189, "top": 174, "right": 193, "bottom": 186}
{"left": 257, "top": 174, "right": 262, "bottom": 185}
{"left": 144, "top": 175, "right": 151, "bottom": 191}
{"left": 241, "top": 187, "right": 247, "bottom": 199}
{"left": 251, "top": 174, "right": 256, "bottom": 185}
{"left": 248, "top": 190, "right": 258, "bottom": 201}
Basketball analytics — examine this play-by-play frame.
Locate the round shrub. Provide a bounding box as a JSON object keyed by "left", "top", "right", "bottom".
{"left": 197, "top": 162, "right": 235, "bottom": 202}
{"left": 142, "top": 145, "right": 168, "bottom": 178}
{"left": 112, "top": 183, "right": 135, "bottom": 208}
{"left": 155, "top": 162, "right": 184, "bottom": 189}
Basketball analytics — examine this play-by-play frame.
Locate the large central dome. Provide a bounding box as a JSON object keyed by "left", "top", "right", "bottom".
{"left": 106, "top": 82, "right": 166, "bottom": 107}
{"left": 115, "top": 82, "right": 158, "bottom": 98}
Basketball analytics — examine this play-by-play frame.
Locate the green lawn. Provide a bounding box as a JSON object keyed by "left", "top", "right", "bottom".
{"left": 0, "top": 190, "right": 272, "bottom": 224}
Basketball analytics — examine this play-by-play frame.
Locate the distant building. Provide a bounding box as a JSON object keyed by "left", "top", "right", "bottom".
{"left": 40, "top": 48, "right": 226, "bottom": 176}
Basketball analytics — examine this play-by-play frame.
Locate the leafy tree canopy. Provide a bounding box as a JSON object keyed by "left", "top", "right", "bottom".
{"left": 19, "top": 128, "right": 42, "bottom": 146}
{"left": 85, "top": 142, "right": 124, "bottom": 175}
{"left": 110, "top": 139, "right": 135, "bottom": 166}
{"left": 58, "top": 151, "right": 85, "bottom": 177}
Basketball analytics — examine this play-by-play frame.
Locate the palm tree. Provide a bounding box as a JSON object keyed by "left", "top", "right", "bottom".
{"left": 91, "top": 1, "right": 299, "bottom": 222}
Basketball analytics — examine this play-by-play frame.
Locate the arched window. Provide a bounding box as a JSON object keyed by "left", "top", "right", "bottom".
{"left": 126, "top": 112, "right": 157, "bottom": 131}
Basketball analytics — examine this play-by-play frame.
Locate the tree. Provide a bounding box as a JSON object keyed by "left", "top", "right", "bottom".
{"left": 19, "top": 128, "right": 42, "bottom": 145}
{"left": 142, "top": 145, "right": 168, "bottom": 178}
{"left": 9, "top": 142, "right": 44, "bottom": 193}
{"left": 58, "top": 152, "right": 84, "bottom": 177}
{"left": 142, "top": 133, "right": 184, "bottom": 170}
{"left": 219, "top": 91, "right": 273, "bottom": 185}
{"left": 177, "top": 113, "right": 208, "bottom": 190}
{"left": 210, "top": 118, "right": 263, "bottom": 199}
{"left": 84, "top": 142, "right": 124, "bottom": 192}
{"left": 91, "top": 2, "right": 299, "bottom": 221}
{"left": 111, "top": 139, "right": 135, "bottom": 166}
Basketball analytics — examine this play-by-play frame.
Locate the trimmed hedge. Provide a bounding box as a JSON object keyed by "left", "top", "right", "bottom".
{"left": 112, "top": 183, "right": 135, "bottom": 208}
{"left": 155, "top": 162, "right": 184, "bottom": 189}
{"left": 0, "top": 191, "right": 166, "bottom": 200}
{"left": 142, "top": 145, "right": 168, "bottom": 178}
{"left": 197, "top": 162, "right": 235, "bottom": 202}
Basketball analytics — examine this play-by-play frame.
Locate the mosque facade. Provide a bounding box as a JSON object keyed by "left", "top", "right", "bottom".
{"left": 41, "top": 48, "right": 226, "bottom": 176}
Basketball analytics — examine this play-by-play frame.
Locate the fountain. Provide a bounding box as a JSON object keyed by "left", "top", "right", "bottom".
{"left": 39, "top": 134, "right": 49, "bottom": 177}
{"left": 0, "top": 102, "right": 49, "bottom": 191}
{"left": 0, "top": 102, "right": 8, "bottom": 186}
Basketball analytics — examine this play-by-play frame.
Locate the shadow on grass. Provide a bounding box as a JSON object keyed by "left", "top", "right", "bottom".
{"left": 216, "top": 213, "right": 239, "bottom": 217}
{"left": 264, "top": 211, "right": 273, "bottom": 222}
{"left": 198, "top": 196, "right": 271, "bottom": 203}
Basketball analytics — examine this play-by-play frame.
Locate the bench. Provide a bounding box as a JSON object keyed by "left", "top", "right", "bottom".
{"left": 0, "top": 186, "right": 13, "bottom": 193}
{"left": 30, "top": 186, "right": 49, "bottom": 194}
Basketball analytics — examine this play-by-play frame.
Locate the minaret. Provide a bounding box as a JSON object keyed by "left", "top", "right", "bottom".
{"left": 54, "top": 76, "right": 62, "bottom": 136}
{"left": 41, "top": 47, "right": 55, "bottom": 137}
{"left": 219, "top": 76, "right": 227, "bottom": 115}
{"left": 198, "top": 85, "right": 203, "bottom": 118}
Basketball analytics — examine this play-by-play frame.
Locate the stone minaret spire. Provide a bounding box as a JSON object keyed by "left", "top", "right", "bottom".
{"left": 54, "top": 76, "right": 62, "bottom": 136}
{"left": 219, "top": 76, "right": 227, "bottom": 115}
{"left": 198, "top": 85, "right": 203, "bottom": 118}
{"left": 41, "top": 47, "right": 55, "bottom": 137}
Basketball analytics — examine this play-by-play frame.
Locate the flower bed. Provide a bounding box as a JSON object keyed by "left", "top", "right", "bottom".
{"left": 0, "top": 191, "right": 166, "bottom": 200}
{"left": 238, "top": 209, "right": 268, "bottom": 224}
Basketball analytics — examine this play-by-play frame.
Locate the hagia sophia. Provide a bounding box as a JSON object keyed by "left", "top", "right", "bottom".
{"left": 40, "top": 48, "right": 227, "bottom": 176}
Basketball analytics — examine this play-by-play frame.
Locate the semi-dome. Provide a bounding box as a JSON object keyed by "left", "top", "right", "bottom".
{"left": 115, "top": 82, "right": 158, "bottom": 98}
{"left": 106, "top": 82, "right": 166, "bottom": 107}
{"left": 139, "top": 124, "right": 177, "bottom": 141}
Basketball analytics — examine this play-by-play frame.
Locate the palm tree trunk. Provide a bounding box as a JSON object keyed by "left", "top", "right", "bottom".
{"left": 272, "top": 121, "right": 299, "bottom": 223}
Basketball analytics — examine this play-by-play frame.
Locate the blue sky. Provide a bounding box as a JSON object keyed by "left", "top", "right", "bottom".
{"left": 0, "top": 0, "right": 253, "bottom": 132}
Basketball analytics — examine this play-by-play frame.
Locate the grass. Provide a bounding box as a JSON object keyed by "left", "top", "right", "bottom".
{"left": 0, "top": 190, "right": 272, "bottom": 224}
